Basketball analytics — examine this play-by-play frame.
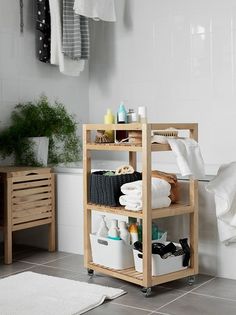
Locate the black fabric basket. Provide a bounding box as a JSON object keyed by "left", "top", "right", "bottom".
{"left": 90, "top": 171, "right": 142, "bottom": 206}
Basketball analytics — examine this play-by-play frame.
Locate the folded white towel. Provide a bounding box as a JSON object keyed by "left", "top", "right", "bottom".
{"left": 49, "top": 0, "right": 85, "bottom": 76}
{"left": 119, "top": 195, "right": 171, "bottom": 211}
{"left": 120, "top": 178, "right": 171, "bottom": 198}
{"left": 74, "top": 0, "right": 116, "bottom": 22}
{"left": 168, "top": 138, "right": 205, "bottom": 179}
{"left": 206, "top": 162, "right": 236, "bottom": 244}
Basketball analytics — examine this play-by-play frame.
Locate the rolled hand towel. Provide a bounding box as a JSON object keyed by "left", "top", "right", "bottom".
{"left": 152, "top": 170, "right": 179, "bottom": 203}
{"left": 120, "top": 178, "right": 171, "bottom": 197}
{"left": 119, "top": 195, "right": 171, "bottom": 211}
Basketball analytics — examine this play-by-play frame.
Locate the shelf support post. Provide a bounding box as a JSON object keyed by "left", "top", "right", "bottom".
{"left": 83, "top": 125, "right": 92, "bottom": 267}
{"left": 142, "top": 123, "right": 152, "bottom": 288}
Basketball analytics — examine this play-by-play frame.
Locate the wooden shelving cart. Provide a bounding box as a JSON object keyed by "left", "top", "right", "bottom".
{"left": 83, "top": 123, "right": 198, "bottom": 295}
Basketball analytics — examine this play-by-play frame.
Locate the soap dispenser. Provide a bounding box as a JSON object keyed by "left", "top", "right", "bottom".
{"left": 108, "top": 219, "right": 121, "bottom": 240}
{"left": 97, "top": 215, "right": 109, "bottom": 238}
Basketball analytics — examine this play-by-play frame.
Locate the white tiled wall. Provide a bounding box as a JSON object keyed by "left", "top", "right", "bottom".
{"left": 0, "top": 1, "right": 89, "bottom": 241}
{"left": 89, "top": 0, "right": 236, "bottom": 171}
{"left": 0, "top": 0, "right": 89, "bottom": 131}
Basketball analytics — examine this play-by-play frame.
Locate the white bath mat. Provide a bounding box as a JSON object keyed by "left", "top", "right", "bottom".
{"left": 0, "top": 271, "right": 126, "bottom": 315}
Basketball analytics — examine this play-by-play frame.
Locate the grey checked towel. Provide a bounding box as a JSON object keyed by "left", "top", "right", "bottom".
{"left": 62, "top": 0, "right": 89, "bottom": 60}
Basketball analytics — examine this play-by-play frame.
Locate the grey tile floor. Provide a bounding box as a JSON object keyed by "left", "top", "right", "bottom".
{"left": 1, "top": 244, "right": 236, "bottom": 315}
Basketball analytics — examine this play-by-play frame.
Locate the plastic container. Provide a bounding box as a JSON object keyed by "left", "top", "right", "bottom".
{"left": 129, "top": 223, "right": 138, "bottom": 244}
{"left": 104, "top": 109, "right": 114, "bottom": 142}
{"left": 90, "top": 233, "right": 134, "bottom": 269}
{"left": 133, "top": 242, "right": 187, "bottom": 276}
{"left": 138, "top": 106, "right": 147, "bottom": 123}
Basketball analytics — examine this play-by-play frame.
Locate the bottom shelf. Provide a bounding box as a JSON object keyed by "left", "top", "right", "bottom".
{"left": 87, "top": 262, "right": 196, "bottom": 287}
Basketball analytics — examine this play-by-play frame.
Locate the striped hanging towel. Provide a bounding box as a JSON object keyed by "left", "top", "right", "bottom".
{"left": 62, "top": 0, "right": 89, "bottom": 60}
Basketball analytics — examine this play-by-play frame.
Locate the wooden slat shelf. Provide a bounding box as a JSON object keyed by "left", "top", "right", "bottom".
{"left": 87, "top": 203, "right": 193, "bottom": 219}
{"left": 86, "top": 143, "right": 171, "bottom": 152}
{"left": 88, "top": 262, "right": 143, "bottom": 286}
{"left": 84, "top": 123, "right": 142, "bottom": 131}
{"left": 87, "top": 203, "right": 143, "bottom": 219}
{"left": 86, "top": 143, "right": 142, "bottom": 152}
{"left": 88, "top": 262, "right": 195, "bottom": 287}
{"left": 152, "top": 203, "right": 194, "bottom": 219}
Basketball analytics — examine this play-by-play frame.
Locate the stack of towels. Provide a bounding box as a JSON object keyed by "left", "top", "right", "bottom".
{"left": 119, "top": 178, "right": 171, "bottom": 211}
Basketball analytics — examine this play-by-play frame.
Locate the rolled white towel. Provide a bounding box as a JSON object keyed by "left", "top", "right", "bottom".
{"left": 119, "top": 195, "right": 171, "bottom": 211}
{"left": 120, "top": 178, "right": 171, "bottom": 198}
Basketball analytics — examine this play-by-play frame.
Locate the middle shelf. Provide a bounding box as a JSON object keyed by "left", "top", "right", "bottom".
{"left": 86, "top": 203, "right": 194, "bottom": 219}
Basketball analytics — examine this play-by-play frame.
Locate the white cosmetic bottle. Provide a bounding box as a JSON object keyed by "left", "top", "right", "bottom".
{"left": 119, "top": 221, "right": 131, "bottom": 245}
{"left": 97, "top": 215, "right": 109, "bottom": 238}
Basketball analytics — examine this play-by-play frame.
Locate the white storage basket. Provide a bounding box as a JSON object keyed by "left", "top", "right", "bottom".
{"left": 133, "top": 242, "right": 187, "bottom": 276}
{"left": 90, "top": 233, "right": 134, "bottom": 270}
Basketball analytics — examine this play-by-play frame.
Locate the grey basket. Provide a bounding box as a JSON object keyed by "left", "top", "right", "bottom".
{"left": 90, "top": 171, "right": 142, "bottom": 206}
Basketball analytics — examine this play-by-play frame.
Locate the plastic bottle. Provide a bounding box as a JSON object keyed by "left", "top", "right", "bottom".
{"left": 116, "top": 102, "right": 127, "bottom": 142}
{"left": 108, "top": 219, "right": 121, "bottom": 240}
{"left": 128, "top": 223, "right": 139, "bottom": 244}
{"left": 104, "top": 109, "right": 114, "bottom": 142}
{"left": 119, "top": 221, "right": 131, "bottom": 245}
{"left": 96, "top": 215, "right": 109, "bottom": 238}
{"left": 138, "top": 106, "right": 147, "bottom": 123}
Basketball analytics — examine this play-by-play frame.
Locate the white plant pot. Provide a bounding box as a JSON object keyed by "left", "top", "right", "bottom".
{"left": 28, "top": 137, "right": 49, "bottom": 166}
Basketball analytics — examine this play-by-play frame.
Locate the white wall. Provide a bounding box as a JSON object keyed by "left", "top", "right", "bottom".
{"left": 0, "top": 1, "right": 89, "bottom": 242}
{"left": 89, "top": 0, "right": 236, "bottom": 173}
{"left": 0, "top": 0, "right": 89, "bottom": 133}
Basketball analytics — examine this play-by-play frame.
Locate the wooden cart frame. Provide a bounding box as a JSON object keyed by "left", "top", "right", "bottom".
{"left": 83, "top": 123, "right": 198, "bottom": 291}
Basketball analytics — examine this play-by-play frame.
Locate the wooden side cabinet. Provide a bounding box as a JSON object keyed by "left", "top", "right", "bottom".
{"left": 0, "top": 166, "right": 56, "bottom": 264}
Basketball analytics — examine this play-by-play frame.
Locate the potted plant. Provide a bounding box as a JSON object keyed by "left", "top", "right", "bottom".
{"left": 0, "top": 95, "right": 81, "bottom": 166}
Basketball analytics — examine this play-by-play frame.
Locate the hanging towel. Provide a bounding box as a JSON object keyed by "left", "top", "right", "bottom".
{"left": 36, "top": 0, "right": 51, "bottom": 63}
{"left": 120, "top": 178, "right": 171, "bottom": 198}
{"left": 62, "top": 0, "right": 89, "bottom": 60}
{"left": 73, "top": 0, "right": 116, "bottom": 22}
{"left": 206, "top": 162, "right": 236, "bottom": 244}
{"left": 49, "top": 0, "right": 85, "bottom": 76}
{"left": 119, "top": 195, "right": 171, "bottom": 211}
{"left": 168, "top": 138, "right": 205, "bottom": 179}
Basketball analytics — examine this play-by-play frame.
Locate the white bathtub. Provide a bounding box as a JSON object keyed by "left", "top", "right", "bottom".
{"left": 14, "top": 160, "right": 236, "bottom": 280}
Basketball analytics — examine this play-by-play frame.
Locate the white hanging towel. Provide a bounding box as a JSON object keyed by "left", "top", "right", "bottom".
{"left": 73, "top": 0, "right": 116, "bottom": 22}
{"left": 49, "top": 0, "right": 85, "bottom": 76}
{"left": 206, "top": 162, "right": 236, "bottom": 244}
{"left": 168, "top": 138, "right": 205, "bottom": 179}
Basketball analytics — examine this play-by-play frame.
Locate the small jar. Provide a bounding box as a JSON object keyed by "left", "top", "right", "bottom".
{"left": 127, "top": 109, "right": 137, "bottom": 123}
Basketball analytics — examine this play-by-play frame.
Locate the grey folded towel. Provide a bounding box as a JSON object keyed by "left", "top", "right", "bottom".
{"left": 62, "top": 0, "right": 89, "bottom": 60}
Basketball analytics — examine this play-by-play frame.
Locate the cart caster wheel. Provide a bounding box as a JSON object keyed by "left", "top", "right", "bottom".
{"left": 87, "top": 269, "right": 94, "bottom": 278}
{"left": 188, "top": 275, "right": 195, "bottom": 286}
{"left": 141, "top": 287, "right": 152, "bottom": 297}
